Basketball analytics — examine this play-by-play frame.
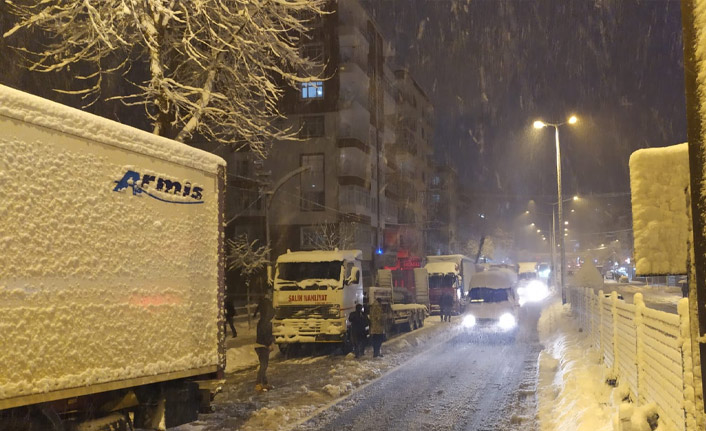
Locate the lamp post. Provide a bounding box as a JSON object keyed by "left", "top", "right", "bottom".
{"left": 534, "top": 115, "right": 578, "bottom": 303}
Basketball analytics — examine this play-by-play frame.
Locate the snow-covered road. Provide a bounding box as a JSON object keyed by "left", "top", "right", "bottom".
{"left": 295, "top": 304, "right": 543, "bottom": 431}
{"left": 174, "top": 304, "right": 544, "bottom": 431}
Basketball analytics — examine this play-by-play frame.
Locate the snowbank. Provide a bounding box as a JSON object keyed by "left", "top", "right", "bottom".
{"left": 537, "top": 300, "right": 659, "bottom": 431}
{"left": 629, "top": 143, "right": 689, "bottom": 275}
{"left": 567, "top": 262, "right": 604, "bottom": 289}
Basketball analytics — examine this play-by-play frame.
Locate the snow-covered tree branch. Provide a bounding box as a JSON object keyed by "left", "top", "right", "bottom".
{"left": 227, "top": 234, "right": 270, "bottom": 278}
{"left": 3, "top": 0, "right": 327, "bottom": 158}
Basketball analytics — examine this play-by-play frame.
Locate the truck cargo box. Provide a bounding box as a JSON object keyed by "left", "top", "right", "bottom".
{"left": 0, "top": 84, "right": 226, "bottom": 412}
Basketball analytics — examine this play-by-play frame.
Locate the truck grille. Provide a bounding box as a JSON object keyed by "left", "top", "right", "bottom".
{"left": 274, "top": 304, "right": 339, "bottom": 320}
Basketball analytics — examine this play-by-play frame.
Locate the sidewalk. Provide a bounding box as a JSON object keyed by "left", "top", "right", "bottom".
{"left": 224, "top": 311, "right": 260, "bottom": 373}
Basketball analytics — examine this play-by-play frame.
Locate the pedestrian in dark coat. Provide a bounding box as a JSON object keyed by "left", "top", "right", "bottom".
{"left": 348, "top": 303, "right": 369, "bottom": 358}
{"left": 369, "top": 298, "right": 386, "bottom": 358}
{"left": 224, "top": 295, "right": 237, "bottom": 338}
{"left": 441, "top": 293, "right": 454, "bottom": 322}
{"left": 254, "top": 296, "right": 275, "bottom": 392}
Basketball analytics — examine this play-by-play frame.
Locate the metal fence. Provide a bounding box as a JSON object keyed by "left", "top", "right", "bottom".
{"left": 567, "top": 287, "right": 696, "bottom": 431}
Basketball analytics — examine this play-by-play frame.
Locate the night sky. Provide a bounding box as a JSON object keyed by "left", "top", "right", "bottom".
{"left": 365, "top": 0, "right": 686, "bottom": 217}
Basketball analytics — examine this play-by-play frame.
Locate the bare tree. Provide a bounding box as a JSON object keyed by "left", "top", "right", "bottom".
{"left": 3, "top": 0, "right": 326, "bottom": 158}
{"left": 307, "top": 222, "right": 355, "bottom": 250}
{"left": 227, "top": 234, "right": 270, "bottom": 327}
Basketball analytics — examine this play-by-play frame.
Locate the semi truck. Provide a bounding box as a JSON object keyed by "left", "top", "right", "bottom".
{"left": 424, "top": 254, "right": 476, "bottom": 315}
{"left": 271, "top": 249, "right": 427, "bottom": 352}
{"left": 377, "top": 253, "right": 429, "bottom": 331}
{"left": 0, "top": 84, "right": 226, "bottom": 430}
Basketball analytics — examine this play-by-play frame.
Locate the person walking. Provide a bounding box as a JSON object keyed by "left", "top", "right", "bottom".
{"left": 254, "top": 295, "right": 275, "bottom": 392}
{"left": 348, "top": 303, "right": 369, "bottom": 358}
{"left": 369, "top": 298, "right": 386, "bottom": 358}
{"left": 441, "top": 293, "right": 453, "bottom": 322}
{"left": 224, "top": 295, "right": 237, "bottom": 338}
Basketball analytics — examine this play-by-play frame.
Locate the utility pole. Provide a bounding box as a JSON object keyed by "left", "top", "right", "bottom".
{"left": 680, "top": 0, "right": 706, "bottom": 418}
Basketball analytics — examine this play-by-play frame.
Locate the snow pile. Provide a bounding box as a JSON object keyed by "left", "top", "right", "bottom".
{"left": 537, "top": 300, "right": 661, "bottom": 431}
{"left": 629, "top": 143, "right": 689, "bottom": 275}
{"left": 567, "top": 262, "right": 604, "bottom": 289}
{"left": 537, "top": 301, "right": 614, "bottom": 431}
{"left": 0, "top": 86, "right": 223, "bottom": 401}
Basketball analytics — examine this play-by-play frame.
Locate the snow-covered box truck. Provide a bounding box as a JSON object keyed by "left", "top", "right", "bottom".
{"left": 272, "top": 250, "right": 364, "bottom": 352}
{"left": 0, "top": 85, "right": 226, "bottom": 430}
{"left": 425, "top": 255, "right": 475, "bottom": 315}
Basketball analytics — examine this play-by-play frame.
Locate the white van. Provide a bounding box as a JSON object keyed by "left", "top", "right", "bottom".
{"left": 463, "top": 269, "right": 519, "bottom": 333}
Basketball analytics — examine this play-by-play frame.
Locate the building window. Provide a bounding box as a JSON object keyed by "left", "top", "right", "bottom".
{"left": 302, "top": 44, "right": 325, "bottom": 62}
{"left": 301, "top": 154, "right": 325, "bottom": 211}
{"left": 300, "top": 226, "right": 321, "bottom": 250}
{"left": 301, "top": 81, "right": 324, "bottom": 99}
{"left": 299, "top": 115, "right": 325, "bottom": 138}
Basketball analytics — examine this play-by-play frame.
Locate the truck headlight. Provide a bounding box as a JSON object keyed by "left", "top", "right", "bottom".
{"left": 498, "top": 313, "right": 516, "bottom": 331}
{"left": 462, "top": 315, "right": 476, "bottom": 328}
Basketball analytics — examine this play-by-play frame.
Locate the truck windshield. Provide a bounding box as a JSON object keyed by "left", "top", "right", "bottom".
{"left": 428, "top": 274, "right": 457, "bottom": 289}
{"left": 469, "top": 287, "right": 509, "bottom": 303}
{"left": 276, "top": 261, "right": 343, "bottom": 283}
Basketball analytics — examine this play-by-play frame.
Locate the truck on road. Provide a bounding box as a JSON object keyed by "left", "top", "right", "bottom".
{"left": 272, "top": 250, "right": 427, "bottom": 352}
{"left": 425, "top": 255, "right": 476, "bottom": 316}
{"left": 0, "top": 84, "right": 225, "bottom": 430}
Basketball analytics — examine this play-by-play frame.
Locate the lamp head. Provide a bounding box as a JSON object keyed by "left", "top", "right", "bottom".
{"left": 568, "top": 115, "right": 578, "bottom": 124}
{"left": 533, "top": 120, "right": 546, "bottom": 129}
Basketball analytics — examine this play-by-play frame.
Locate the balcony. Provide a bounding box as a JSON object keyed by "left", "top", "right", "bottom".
{"left": 338, "top": 100, "right": 370, "bottom": 144}
{"left": 339, "top": 62, "right": 369, "bottom": 108}
{"left": 338, "top": 147, "right": 371, "bottom": 180}
{"left": 339, "top": 185, "right": 372, "bottom": 219}
{"left": 339, "top": 25, "right": 369, "bottom": 70}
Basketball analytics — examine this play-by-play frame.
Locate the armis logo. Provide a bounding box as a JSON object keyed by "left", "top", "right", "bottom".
{"left": 113, "top": 170, "right": 204, "bottom": 204}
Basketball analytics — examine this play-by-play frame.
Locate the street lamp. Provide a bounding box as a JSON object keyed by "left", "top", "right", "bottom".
{"left": 533, "top": 114, "right": 579, "bottom": 303}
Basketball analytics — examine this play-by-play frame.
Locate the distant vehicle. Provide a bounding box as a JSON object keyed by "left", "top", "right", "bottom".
{"left": 462, "top": 269, "right": 520, "bottom": 336}
{"left": 425, "top": 255, "right": 476, "bottom": 315}
{"left": 518, "top": 261, "right": 539, "bottom": 281}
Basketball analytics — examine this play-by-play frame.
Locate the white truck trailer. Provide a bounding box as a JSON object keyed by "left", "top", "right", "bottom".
{"left": 272, "top": 250, "right": 364, "bottom": 351}
{"left": 0, "top": 85, "right": 226, "bottom": 430}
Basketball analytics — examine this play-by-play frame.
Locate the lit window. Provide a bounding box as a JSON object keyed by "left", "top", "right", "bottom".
{"left": 301, "top": 81, "right": 324, "bottom": 99}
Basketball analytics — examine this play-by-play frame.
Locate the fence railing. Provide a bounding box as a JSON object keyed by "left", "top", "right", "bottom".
{"left": 567, "top": 287, "right": 696, "bottom": 431}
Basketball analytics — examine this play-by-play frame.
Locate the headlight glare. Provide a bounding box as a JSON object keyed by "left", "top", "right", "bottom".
{"left": 498, "top": 313, "right": 517, "bottom": 331}
{"left": 462, "top": 314, "right": 476, "bottom": 328}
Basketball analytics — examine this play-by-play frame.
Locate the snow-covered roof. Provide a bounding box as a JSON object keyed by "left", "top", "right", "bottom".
{"left": 470, "top": 270, "right": 516, "bottom": 289}
{"left": 424, "top": 261, "right": 458, "bottom": 274}
{"left": 426, "top": 254, "right": 470, "bottom": 264}
{"left": 518, "top": 262, "right": 537, "bottom": 273}
{"left": 276, "top": 249, "right": 362, "bottom": 263}
{"left": 629, "top": 143, "right": 689, "bottom": 275}
{"left": 0, "top": 84, "right": 225, "bottom": 173}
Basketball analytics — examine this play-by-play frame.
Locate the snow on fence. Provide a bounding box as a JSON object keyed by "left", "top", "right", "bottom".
{"left": 568, "top": 287, "right": 696, "bottom": 431}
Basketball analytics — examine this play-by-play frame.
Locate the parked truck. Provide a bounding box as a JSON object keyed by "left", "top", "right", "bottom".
{"left": 377, "top": 252, "right": 429, "bottom": 331}
{"left": 0, "top": 85, "right": 226, "bottom": 430}
{"left": 272, "top": 249, "right": 364, "bottom": 352}
{"left": 272, "top": 249, "right": 427, "bottom": 352}
{"left": 424, "top": 254, "right": 476, "bottom": 315}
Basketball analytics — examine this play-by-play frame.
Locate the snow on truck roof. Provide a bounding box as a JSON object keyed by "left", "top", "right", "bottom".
{"left": 470, "top": 269, "right": 517, "bottom": 289}
{"left": 0, "top": 84, "right": 225, "bottom": 173}
{"left": 276, "top": 250, "right": 362, "bottom": 263}
{"left": 426, "top": 254, "right": 471, "bottom": 263}
{"left": 424, "top": 261, "right": 458, "bottom": 274}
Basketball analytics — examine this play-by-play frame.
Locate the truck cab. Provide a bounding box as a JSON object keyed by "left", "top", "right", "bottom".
{"left": 424, "top": 255, "right": 475, "bottom": 315}
{"left": 272, "top": 250, "right": 364, "bottom": 348}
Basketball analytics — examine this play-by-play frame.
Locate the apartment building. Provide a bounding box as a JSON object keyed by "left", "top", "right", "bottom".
{"left": 231, "top": 0, "right": 435, "bottom": 277}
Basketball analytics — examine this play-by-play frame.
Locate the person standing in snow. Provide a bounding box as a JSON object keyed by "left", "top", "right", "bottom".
{"left": 224, "top": 295, "right": 237, "bottom": 338}
{"left": 369, "top": 298, "right": 385, "bottom": 358}
{"left": 348, "top": 303, "right": 369, "bottom": 358}
{"left": 254, "top": 295, "right": 275, "bottom": 392}
{"left": 440, "top": 293, "right": 453, "bottom": 322}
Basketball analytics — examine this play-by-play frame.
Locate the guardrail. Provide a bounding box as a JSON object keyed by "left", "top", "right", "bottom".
{"left": 567, "top": 287, "right": 698, "bottom": 431}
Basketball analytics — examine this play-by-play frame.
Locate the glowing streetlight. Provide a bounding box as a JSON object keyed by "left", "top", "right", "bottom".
{"left": 532, "top": 114, "right": 579, "bottom": 303}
